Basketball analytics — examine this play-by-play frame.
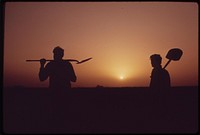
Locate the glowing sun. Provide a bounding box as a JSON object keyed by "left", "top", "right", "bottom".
{"left": 119, "top": 76, "right": 125, "bottom": 80}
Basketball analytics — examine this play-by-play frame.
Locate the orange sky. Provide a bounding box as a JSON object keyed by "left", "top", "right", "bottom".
{"left": 3, "top": 2, "right": 198, "bottom": 87}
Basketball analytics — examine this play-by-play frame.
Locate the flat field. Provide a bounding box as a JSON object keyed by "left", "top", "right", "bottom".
{"left": 3, "top": 86, "right": 198, "bottom": 134}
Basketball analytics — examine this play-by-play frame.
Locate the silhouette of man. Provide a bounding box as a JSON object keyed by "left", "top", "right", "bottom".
{"left": 149, "top": 54, "right": 171, "bottom": 89}
{"left": 39, "top": 46, "right": 77, "bottom": 89}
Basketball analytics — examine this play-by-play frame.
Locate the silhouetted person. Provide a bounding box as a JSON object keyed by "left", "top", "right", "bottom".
{"left": 149, "top": 54, "right": 171, "bottom": 90}
{"left": 39, "top": 46, "right": 77, "bottom": 89}
{"left": 149, "top": 54, "right": 171, "bottom": 118}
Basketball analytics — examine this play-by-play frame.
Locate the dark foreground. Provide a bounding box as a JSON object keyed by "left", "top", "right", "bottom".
{"left": 3, "top": 86, "right": 198, "bottom": 134}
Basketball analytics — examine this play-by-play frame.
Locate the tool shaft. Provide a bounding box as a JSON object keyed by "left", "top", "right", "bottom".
{"left": 26, "top": 60, "right": 52, "bottom": 62}
{"left": 163, "top": 60, "right": 171, "bottom": 69}
{"left": 26, "top": 58, "right": 92, "bottom": 64}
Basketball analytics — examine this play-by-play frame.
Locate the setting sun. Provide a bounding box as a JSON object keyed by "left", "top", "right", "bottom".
{"left": 3, "top": 2, "right": 198, "bottom": 87}
{"left": 3, "top": 2, "right": 198, "bottom": 134}
{"left": 119, "top": 76, "right": 125, "bottom": 80}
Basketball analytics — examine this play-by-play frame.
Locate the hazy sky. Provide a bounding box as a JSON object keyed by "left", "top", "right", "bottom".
{"left": 4, "top": 2, "right": 198, "bottom": 87}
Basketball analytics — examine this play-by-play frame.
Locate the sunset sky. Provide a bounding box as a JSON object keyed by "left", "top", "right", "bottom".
{"left": 3, "top": 2, "right": 198, "bottom": 88}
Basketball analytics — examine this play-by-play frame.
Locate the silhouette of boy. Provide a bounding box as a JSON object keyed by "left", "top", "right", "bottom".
{"left": 39, "top": 46, "right": 77, "bottom": 89}
{"left": 150, "top": 54, "right": 171, "bottom": 89}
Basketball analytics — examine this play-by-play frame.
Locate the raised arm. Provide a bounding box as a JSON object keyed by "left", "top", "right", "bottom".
{"left": 39, "top": 58, "right": 49, "bottom": 81}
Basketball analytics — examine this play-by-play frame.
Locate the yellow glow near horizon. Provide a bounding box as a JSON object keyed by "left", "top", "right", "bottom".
{"left": 119, "top": 76, "right": 125, "bottom": 80}
{"left": 3, "top": 2, "right": 198, "bottom": 87}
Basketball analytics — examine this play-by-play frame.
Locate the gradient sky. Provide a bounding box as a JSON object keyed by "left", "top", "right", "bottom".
{"left": 3, "top": 2, "right": 198, "bottom": 87}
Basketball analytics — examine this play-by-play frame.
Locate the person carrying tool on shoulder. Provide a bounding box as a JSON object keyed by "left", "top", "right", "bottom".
{"left": 149, "top": 54, "right": 171, "bottom": 90}
{"left": 39, "top": 46, "right": 77, "bottom": 89}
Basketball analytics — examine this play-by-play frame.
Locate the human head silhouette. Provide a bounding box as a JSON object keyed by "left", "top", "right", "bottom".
{"left": 150, "top": 54, "right": 162, "bottom": 68}
{"left": 53, "top": 46, "right": 64, "bottom": 61}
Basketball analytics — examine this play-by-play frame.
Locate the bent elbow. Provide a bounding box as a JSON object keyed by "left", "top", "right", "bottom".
{"left": 39, "top": 74, "right": 48, "bottom": 81}
{"left": 71, "top": 76, "right": 77, "bottom": 82}
{"left": 39, "top": 78, "right": 46, "bottom": 82}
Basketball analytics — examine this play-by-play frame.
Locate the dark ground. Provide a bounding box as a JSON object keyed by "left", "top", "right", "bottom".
{"left": 3, "top": 86, "right": 198, "bottom": 134}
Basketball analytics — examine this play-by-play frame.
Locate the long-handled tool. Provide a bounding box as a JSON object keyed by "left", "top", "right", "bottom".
{"left": 26, "top": 57, "right": 92, "bottom": 64}
{"left": 163, "top": 48, "right": 183, "bottom": 69}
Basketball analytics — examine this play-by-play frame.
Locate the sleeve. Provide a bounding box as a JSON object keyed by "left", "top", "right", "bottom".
{"left": 39, "top": 63, "right": 50, "bottom": 81}
{"left": 164, "top": 69, "right": 171, "bottom": 88}
{"left": 67, "top": 62, "right": 77, "bottom": 82}
{"left": 150, "top": 69, "right": 156, "bottom": 88}
{"left": 150, "top": 69, "right": 161, "bottom": 89}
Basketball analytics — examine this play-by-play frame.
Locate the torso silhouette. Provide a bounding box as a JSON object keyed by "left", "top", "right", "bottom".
{"left": 39, "top": 60, "right": 76, "bottom": 89}
{"left": 150, "top": 66, "right": 171, "bottom": 89}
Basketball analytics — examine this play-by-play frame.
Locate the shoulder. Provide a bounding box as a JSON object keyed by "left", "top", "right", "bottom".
{"left": 45, "top": 61, "right": 54, "bottom": 67}
{"left": 152, "top": 68, "right": 168, "bottom": 76}
{"left": 160, "top": 69, "right": 170, "bottom": 78}
{"left": 152, "top": 68, "right": 161, "bottom": 74}
{"left": 63, "top": 61, "right": 73, "bottom": 66}
{"left": 162, "top": 68, "right": 169, "bottom": 74}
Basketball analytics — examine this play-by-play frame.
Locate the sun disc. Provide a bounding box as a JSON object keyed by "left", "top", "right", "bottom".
{"left": 119, "top": 76, "right": 124, "bottom": 80}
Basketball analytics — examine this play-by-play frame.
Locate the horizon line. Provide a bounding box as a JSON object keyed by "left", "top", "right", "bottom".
{"left": 3, "top": 85, "right": 198, "bottom": 89}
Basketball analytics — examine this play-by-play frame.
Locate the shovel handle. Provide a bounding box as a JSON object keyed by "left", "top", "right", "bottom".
{"left": 26, "top": 59, "right": 79, "bottom": 63}
{"left": 163, "top": 59, "right": 171, "bottom": 69}
{"left": 26, "top": 58, "right": 92, "bottom": 64}
{"left": 26, "top": 60, "right": 53, "bottom": 62}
